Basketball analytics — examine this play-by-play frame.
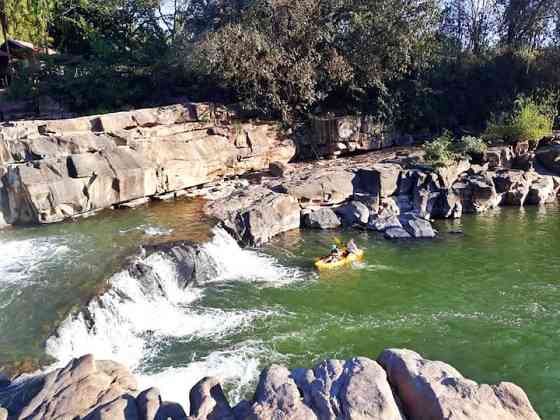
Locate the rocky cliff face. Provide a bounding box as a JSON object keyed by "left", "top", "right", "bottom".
{"left": 0, "top": 103, "right": 295, "bottom": 227}
{"left": 0, "top": 350, "right": 541, "bottom": 420}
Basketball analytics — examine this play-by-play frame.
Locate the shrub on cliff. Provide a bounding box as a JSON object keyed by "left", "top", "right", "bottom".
{"left": 485, "top": 96, "right": 556, "bottom": 146}
{"left": 456, "top": 136, "right": 488, "bottom": 159}
{"left": 422, "top": 131, "right": 463, "bottom": 167}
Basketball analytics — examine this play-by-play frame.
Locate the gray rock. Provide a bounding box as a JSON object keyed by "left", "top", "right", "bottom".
{"left": 486, "top": 146, "right": 514, "bottom": 170}
{"left": 206, "top": 187, "right": 301, "bottom": 246}
{"left": 453, "top": 173, "right": 500, "bottom": 214}
{"left": 527, "top": 176, "right": 557, "bottom": 205}
{"left": 0, "top": 373, "right": 9, "bottom": 389}
{"left": 83, "top": 395, "right": 139, "bottom": 420}
{"left": 304, "top": 208, "right": 341, "bottom": 229}
{"left": 289, "top": 358, "right": 405, "bottom": 420}
{"left": 0, "top": 355, "right": 138, "bottom": 420}
{"left": 335, "top": 201, "right": 370, "bottom": 226}
{"left": 384, "top": 227, "right": 412, "bottom": 239}
{"left": 436, "top": 160, "right": 471, "bottom": 188}
{"left": 246, "top": 364, "right": 318, "bottom": 420}
{"left": 369, "top": 198, "right": 402, "bottom": 232}
{"left": 400, "top": 213, "right": 437, "bottom": 238}
{"left": 536, "top": 144, "right": 560, "bottom": 174}
{"left": 137, "top": 387, "right": 161, "bottom": 420}
{"left": 143, "top": 242, "right": 219, "bottom": 287}
{"left": 278, "top": 169, "right": 356, "bottom": 207}
{"left": 494, "top": 170, "right": 535, "bottom": 206}
{"left": 269, "top": 161, "right": 288, "bottom": 177}
{"left": 361, "top": 163, "right": 402, "bottom": 198}
{"left": 378, "top": 348, "right": 541, "bottom": 420}
{"left": 189, "top": 377, "right": 235, "bottom": 420}
{"left": 339, "top": 358, "right": 405, "bottom": 420}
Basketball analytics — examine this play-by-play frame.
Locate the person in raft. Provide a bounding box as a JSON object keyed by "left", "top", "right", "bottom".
{"left": 347, "top": 239, "right": 359, "bottom": 255}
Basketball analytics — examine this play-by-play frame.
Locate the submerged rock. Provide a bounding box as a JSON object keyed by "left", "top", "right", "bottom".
{"left": 400, "top": 213, "right": 437, "bottom": 238}
{"left": 143, "top": 241, "right": 219, "bottom": 287}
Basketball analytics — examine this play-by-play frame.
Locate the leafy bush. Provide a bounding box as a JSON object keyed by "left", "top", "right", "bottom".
{"left": 456, "top": 136, "right": 488, "bottom": 156}
{"left": 422, "top": 131, "right": 463, "bottom": 167}
{"left": 485, "top": 96, "right": 555, "bottom": 146}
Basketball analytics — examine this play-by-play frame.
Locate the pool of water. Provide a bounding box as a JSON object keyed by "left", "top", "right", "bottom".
{"left": 0, "top": 201, "right": 558, "bottom": 418}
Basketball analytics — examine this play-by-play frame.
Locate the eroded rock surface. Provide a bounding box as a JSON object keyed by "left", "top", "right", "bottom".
{"left": 0, "top": 350, "right": 541, "bottom": 420}
{"left": 0, "top": 103, "right": 295, "bottom": 226}
{"left": 378, "top": 349, "right": 541, "bottom": 420}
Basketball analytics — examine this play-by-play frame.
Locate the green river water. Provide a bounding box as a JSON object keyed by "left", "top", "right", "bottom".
{"left": 0, "top": 199, "right": 558, "bottom": 418}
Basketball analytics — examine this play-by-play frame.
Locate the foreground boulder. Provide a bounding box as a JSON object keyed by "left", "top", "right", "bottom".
{"left": 1, "top": 350, "right": 541, "bottom": 420}
{"left": 0, "top": 355, "right": 139, "bottom": 420}
{"left": 378, "top": 349, "right": 541, "bottom": 420}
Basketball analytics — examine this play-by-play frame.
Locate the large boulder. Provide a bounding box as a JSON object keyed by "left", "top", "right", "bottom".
{"left": 486, "top": 146, "right": 514, "bottom": 170}
{"left": 244, "top": 365, "right": 318, "bottom": 420}
{"left": 303, "top": 208, "right": 341, "bottom": 229}
{"left": 205, "top": 187, "right": 301, "bottom": 246}
{"left": 278, "top": 169, "right": 356, "bottom": 207}
{"left": 453, "top": 173, "right": 500, "bottom": 214}
{"left": 189, "top": 377, "right": 235, "bottom": 420}
{"left": 378, "top": 349, "right": 541, "bottom": 420}
{"left": 400, "top": 213, "right": 437, "bottom": 238}
{"left": 335, "top": 201, "right": 370, "bottom": 226}
{"left": 357, "top": 163, "right": 402, "bottom": 198}
{"left": 142, "top": 241, "right": 219, "bottom": 287}
{"left": 292, "top": 358, "right": 405, "bottom": 420}
{"left": 436, "top": 160, "right": 471, "bottom": 188}
{"left": 535, "top": 144, "right": 560, "bottom": 174}
{"left": 493, "top": 170, "right": 535, "bottom": 206}
{"left": 0, "top": 355, "right": 138, "bottom": 420}
{"left": 526, "top": 176, "right": 558, "bottom": 205}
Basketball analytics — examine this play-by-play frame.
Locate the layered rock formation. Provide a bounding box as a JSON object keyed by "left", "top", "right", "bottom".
{"left": 0, "top": 103, "right": 295, "bottom": 227}
{"left": 300, "top": 115, "right": 413, "bottom": 159}
{"left": 0, "top": 350, "right": 541, "bottom": 419}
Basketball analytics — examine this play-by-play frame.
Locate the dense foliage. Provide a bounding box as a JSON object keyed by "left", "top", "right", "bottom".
{"left": 3, "top": 0, "right": 560, "bottom": 137}
{"left": 485, "top": 96, "right": 555, "bottom": 145}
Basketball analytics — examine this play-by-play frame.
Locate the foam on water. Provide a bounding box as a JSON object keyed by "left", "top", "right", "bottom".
{"left": 0, "top": 236, "right": 73, "bottom": 286}
{"left": 204, "top": 228, "right": 304, "bottom": 285}
{"left": 46, "top": 252, "right": 273, "bottom": 367}
{"left": 46, "top": 227, "right": 301, "bottom": 409}
{"left": 138, "top": 342, "right": 275, "bottom": 411}
{"left": 119, "top": 224, "right": 174, "bottom": 237}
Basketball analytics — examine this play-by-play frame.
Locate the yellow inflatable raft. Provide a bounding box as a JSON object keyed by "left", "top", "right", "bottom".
{"left": 315, "top": 249, "right": 364, "bottom": 270}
